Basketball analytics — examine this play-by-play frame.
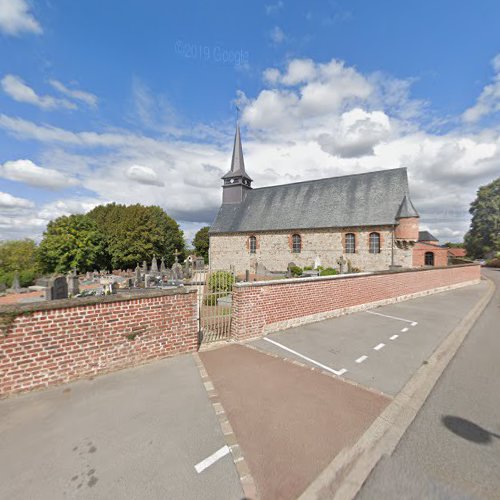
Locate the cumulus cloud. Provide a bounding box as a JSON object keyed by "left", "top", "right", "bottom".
{"left": 269, "top": 26, "right": 285, "bottom": 44}
{"left": 0, "top": 0, "right": 42, "bottom": 36}
{"left": 1, "top": 56, "right": 499, "bottom": 243}
{"left": 125, "top": 165, "right": 164, "bottom": 186}
{"left": 317, "top": 108, "right": 391, "bottom": 158}
{"left": 462, "top": 53, "right": 500, "bottom": 123}
{"left": 49, "top": 80, "right": 98, "bottom": 108}
{"left": 0, "top": 159, "right": 79, "bottom": 190}
{"left": 1, "top": 75, "right": 76, "bottom": 110}
{"left": 0, "top": 191, "right": 34, "bottom": 209}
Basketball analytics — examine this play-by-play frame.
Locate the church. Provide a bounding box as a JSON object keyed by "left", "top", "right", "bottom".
{"left": 209, "top": 125, "right": 439, "bottom": 275}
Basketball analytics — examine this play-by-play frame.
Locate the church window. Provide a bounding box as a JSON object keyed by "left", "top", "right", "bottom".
{"left": 345, "top": 233, "right": 356, "bottom": 253}
{"left": 249, "top": 235, "right": 257, "bottom": 254}
{"left": 292, "top": 234, "right": 302, "bottom": 253}
{"left": 369, "top": 232, "right": 380, "bottom": 254}
{"left": 425, "top": 252, "right": 434, "bottom": 266}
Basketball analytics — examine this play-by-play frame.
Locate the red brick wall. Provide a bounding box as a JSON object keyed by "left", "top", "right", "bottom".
{"left": 232, "top": 264, "right": 480, "bottom": 340}
{"left": 395, "top": 217, "right": 419, "bottom": 240}
{"left": 0, "top": 289, "right": 198, "bottom": 397}
{"left": 413, "top": 243, "right": 449, "bottom": 267}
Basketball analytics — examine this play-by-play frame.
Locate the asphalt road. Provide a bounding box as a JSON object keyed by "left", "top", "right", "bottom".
{"left": 357, "top": 268, "right": 500, "bottom": 500}
{"left": 0, "top": 354, "right": 243, "bottom": 500}
{"left": 253, "top": 280, "right": 487, "bottom": 396}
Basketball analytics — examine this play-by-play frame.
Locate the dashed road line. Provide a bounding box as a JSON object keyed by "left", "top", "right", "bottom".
{"left": 263, "top": 337, "right": 348, "bottom": 376}
{"left": 401, "top": 327, "right": 409, "bottom": 333}
{"left": 195, "top": 445, "right": 231, "bottom": 473}
{"left": 373, "top": 343, "right": 385, "bottom": 351}
{"left": 390, "top": 335, "right": 399, "bottom": 340}
{"left": 355, "top": 355, "right": 368, "bottom": 364}
{"left": 366, "top": 310, "right": 418, "bottom": 325}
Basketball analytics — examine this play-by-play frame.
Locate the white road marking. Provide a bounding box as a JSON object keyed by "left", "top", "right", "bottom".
{"left": 373, "top": 343, "right": 385, "bottom": 351}
{"left": 390, "top": 334, "right": 399, "bottom": 340}
{"left": 263, "top": 337, "right": 347, "bottom": 376}
{"left": 401, "top": 327, "right": 409, "bottom": 333}
{"left": 195, "top": 445, "right": 230, "bottom": 473}
{"left": 366, "top": 310, "right": 417, "bottom": 325}
{"left": 355, "top": 355, "right": 368, "bottom": 363}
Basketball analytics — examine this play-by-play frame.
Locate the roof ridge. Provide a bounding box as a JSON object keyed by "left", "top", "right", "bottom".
{"left": 249, "top": 167, "right": 407, "bottom": 192}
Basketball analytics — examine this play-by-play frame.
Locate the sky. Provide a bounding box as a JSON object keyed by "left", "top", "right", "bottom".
{"left": 0, "top": 0, "right": 499, "bottom": 244}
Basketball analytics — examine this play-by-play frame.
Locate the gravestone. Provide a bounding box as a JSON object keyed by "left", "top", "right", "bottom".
{"left": 45, "top": 276, "right": 68, "bottom": 300}
{"left": 11, "top": 271, "right": 21, "bottom": 293}
{"left": 67, "top": 269, "right": 80, "bottom": 296}
{"left": 142, "top": 260, "right": 148, "bottom": 274}
{"left": 151, "top": 255, "right": 159, "bottom": 274}
{"left": 337, "top": 256, "right": 347, "bottom": 274}
{"left": 160, "top": 258, "right": 166, "bottom": 274}
{"left": 134, "top": 264, "right": 141, "bottom": 287}
{"left": 194, "top": 257, "right": 205, "bottom": 270}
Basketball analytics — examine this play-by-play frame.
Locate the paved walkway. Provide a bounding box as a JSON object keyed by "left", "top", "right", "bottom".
{"left": 357, "top": 269, "right": 500, "bottom": 499}
{"left": 200, "top": 344, "right": 389, "bottom": 500}
{"left": 0, "top": 354, "right": 242, "bottom": 500}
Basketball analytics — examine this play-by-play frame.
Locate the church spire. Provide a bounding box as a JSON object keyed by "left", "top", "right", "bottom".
{"left": 221, "top": 122, "right": 253, "bottom": 204}
{"left": 223, "top": 123, "right": 252, "bottom": 181}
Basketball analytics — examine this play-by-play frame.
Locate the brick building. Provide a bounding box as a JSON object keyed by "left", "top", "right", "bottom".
{"left": 209, "top": 125, "right": 442, "bottom": 274}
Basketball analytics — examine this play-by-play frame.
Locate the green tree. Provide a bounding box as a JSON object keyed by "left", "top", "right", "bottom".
{"left": 0, "top": 239, "right": 40, "bottom": 287}
{"left": 193, "top": 226, "right": 210, "bottom": 263}
{"left": 442, "top": 242, "right": 465, "bottom": 248}
{"left": 464, "top": 177, "right": 500, "bottom": 259}
{"left": 88, "top": 203, "right": 185, "bottom": 269}
{"left": 37, "top": 214, "right": 108, "bottom": 274}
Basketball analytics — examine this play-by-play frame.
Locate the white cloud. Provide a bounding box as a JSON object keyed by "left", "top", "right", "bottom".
{"left": 270, "top": 26, "right": 285, "bottom": 44}
{"left": 1, "top": 75, "right": 76, "bottom": 110}
{"left": 0, "top": 159, "right": 79, "bottom": 190}
{"left": 0, "top": 0, "right": 42, "bottom": 36}
{"left": 0, "top": 191, "right": 34, "bottom": 209}
{"left": 317, "top": 108, "right": 391, "bottom": 158}
{"left": 1, "top": 56, "right": 499, "bottom": 244}
{"left": 265, "top": 1, "right": 284, "bottom": 15}
{"left": 49, "top": 80, "right": 98, "bottom": 108}
{"left": 462, "top": 53, "right": 500, "bottom": 123}
{"left": 125, "top": 165, "right": 164, "bottom": 186}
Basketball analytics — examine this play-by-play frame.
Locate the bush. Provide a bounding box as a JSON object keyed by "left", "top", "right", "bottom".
{"left": 289, "top": 265, "right": 303, "bottom": 277}
{"left": 485, "top": 257, "right": 500, "bottom": 268}
{"left": 319, "top": 267, "right": 338, "bottom": 276}
{"left": 208, "top": 271, "right": 235, "bottom": 292}
{"left": 203, "top": 294, "right": 218, "bottom": 306}
{"left": 303, "top": 266, "right": 313, "bottom": 271}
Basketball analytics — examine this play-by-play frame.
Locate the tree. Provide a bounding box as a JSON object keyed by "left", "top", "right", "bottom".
{"left": 88, "top": 203, "right": 185, "bottom": 269}
{"left": 464, "top": 177, "right": 500, "bottom": 259}
{"left": 37, "top": 215, "right": 108, "bottom": 274}
{"left": 442, "top": 242, "right": 465, "bottom": 248}
{"left": 193, "top": 226, "right": 210, "bottom": 263}
{"left": 0, "top": 239, "right": 40, "bottom": 287}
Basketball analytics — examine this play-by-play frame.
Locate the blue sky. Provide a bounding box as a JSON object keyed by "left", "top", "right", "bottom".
{"left": 0, "top": 0, "right": 499, "bottom": 243}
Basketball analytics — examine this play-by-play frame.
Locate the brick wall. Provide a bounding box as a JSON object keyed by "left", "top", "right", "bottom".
{"left": 413, "top": 242, "right": 449, "bottom": 267}
{"left": 231, "top": 264, "right": 481, "bottom": 340}
{"left": 0, "top": 289, "right": 198, "bottom": 397}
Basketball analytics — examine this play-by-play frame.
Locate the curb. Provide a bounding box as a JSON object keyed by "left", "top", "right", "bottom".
{"left": 192, "top": 352, "right": 259, "bottom": 500}
{"left": 298, "top": 276, "right": 496, "bottom": 500}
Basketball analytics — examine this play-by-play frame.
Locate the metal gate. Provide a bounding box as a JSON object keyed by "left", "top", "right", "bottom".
{"left": 193, "top": 269, "right": 234, "bottom": 343}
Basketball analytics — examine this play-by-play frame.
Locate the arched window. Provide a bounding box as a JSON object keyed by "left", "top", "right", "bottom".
{"left": 425, "top": 252, "right": 434, "bottom": 266}
{"left": 249, "top": 235, "right": 257, "bottom": 254}
{"left": 369, "top": 232, "right": 380, "bottom": 254}
{"left": 292, "top": 234, "right": 302, "bottom": 253}
{"left": 345, "top": 233, "right": 356, "bottom": 253}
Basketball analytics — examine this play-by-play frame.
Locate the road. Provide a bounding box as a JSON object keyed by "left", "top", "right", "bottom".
{"left": 0, "top": 354, "right": 243, "bottom": 500}
{"left": 357, "top": 268, "right": 500, "bottom": 500}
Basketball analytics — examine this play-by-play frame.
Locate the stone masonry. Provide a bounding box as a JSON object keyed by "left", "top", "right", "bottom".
{"left": 210, "top": 226, "right": 413, "bottom": 274}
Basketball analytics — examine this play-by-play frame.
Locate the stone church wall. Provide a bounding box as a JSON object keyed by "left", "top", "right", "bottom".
{"left": 210, "top": 227, "right": 413, "bottom": 274}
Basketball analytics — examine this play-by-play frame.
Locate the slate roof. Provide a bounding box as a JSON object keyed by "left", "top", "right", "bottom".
{"left": 418, "top": 231, "right": 439, "bottom": 242}
{"left": 222, "top": 124, "right": 252, "bottom": 181}
{"left": 396, "top": 194, "right": 419, "bottom": 218}
{"left": 210, "top": 167, "right": 416, "bottom": 234}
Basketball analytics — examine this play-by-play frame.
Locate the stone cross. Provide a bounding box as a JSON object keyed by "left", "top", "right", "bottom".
{"left": 151, "top": 255, "right": 159, "bottom": 273}
{"left": 134, "top": 264, "right": 141, "bottom": 287}
{"left": 173, "top": 249, "right": 181, "bottom": 263}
